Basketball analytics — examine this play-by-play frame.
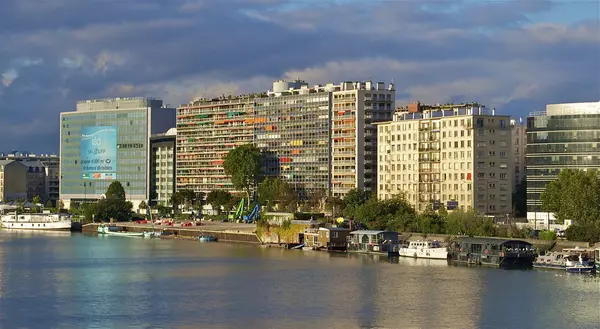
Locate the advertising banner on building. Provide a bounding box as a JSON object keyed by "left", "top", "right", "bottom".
{"left": 80, "top": 126, "right": 117, "bottom": 180}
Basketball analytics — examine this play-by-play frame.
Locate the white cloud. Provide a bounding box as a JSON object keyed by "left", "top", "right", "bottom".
{"left": 1, "top": 68, "right": 19, "bottom": 87}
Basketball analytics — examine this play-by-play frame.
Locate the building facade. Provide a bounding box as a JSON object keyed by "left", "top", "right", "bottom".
{"left": 256, "top": 81, "right": 332, "bottom": 199}
{"left": 23, "top": 160, "right": 47, "bottom": 202}
{"left": 378, "top": 104, "right": 513, "bottom": 216}
{"left": 176, "top": 80, "right": 394, "bottom": 199}
{"left": 0, "top": 160, "right": 27, "bottom": 201}
{"left": 60, "top": 97, "right": 175, "bottom": 210}
{"left": 526, "top": 102, "right": 600, "bottom": 224}
{"left": 511, "top": 118, "right": 527, "bottom": 189}
{"left": 0, "top": 153, "right": 60, "bottom": 204}
{"left": 150, "top": 128, "right": 176, "bottom": 206}
{"left": 176, "top": 95, "right": 258, "bottom": 195}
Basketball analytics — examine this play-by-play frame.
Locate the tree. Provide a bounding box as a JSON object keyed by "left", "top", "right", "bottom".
{"left": 206, "top": 190, "right": 232, "bottom": 214}
{"left": 45, "top": 200, "right": 53, "bottom": 209}
{"left": 178, "top": 189, "right": 196, "bottom": 210}
{"left": 353, "top": 194, "right": 417, "bottom": 232}
{"left": 58, "top": 200, "right": 64, "bottom": 210}
{"left": 258, "top": 177, "right": 296, "bottom": 211}
{"left": 139, "top": 200, "right": 148, "bottom": 213}
{"left": 342, "top": 188, "right": 370, "bottom": 219}
{"left": 94, "top": 181, "right": 133, "bottom": 222}
{"left": 325, "top": 197, "right": 345, "bottom": 217}
{"left": 541, "top": 169, "right": 600, "bottom": 224}
{"left": 223, "top": 144, "right": 262, "bottom": 205}
{"left": 32, "top": 195, "right": 41, "bottom": 205}
{"left": 170, "top": 192, "right": 184, "bottom": 215}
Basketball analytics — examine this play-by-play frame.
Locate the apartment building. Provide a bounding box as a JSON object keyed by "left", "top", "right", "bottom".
{"left": 511, "top": 118, "right": 526, "bottom": 188}
{"left": 331, "top": 81, "right": 395, "bottom": 197}
{"left": 23, "top": 160, "right": 47, "bottom": 202}
{"left": 0, "top": 160, "right": 27, "bottom": 201}
{"left": 150, "top": 128, "right": 176, "bottom": 206}
{"left": 0, "top": 153, "right": 60, "bottom": 204}
{"left": 60, "top": 97, "right": 175, "bottom": 210}
{"left": 526, "top": 101, "right": 600, "bottom": 224}
{"left": 378, "top": 103, "right": 513, "bottom": 216}
{"left": 176, "top": 94, "right": 258, "bottom": 194}
{"left": 176, "top": 80, "right": 395, "bottom": 199}
{"left": 256, "top": 81, "right": 332, "bottom": 199}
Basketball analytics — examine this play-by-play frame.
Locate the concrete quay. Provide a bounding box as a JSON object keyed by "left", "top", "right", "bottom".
{"left": 83, "top": 221, "right": 261, "bottom": 244}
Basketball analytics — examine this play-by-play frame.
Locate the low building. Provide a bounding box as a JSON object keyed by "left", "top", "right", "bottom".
{"left": 448, "top": 237, "right": 536, "bottom": 268}
{"left": 0, "top": 160, "right": 27, "bottom": 201}
{"left": 149, "top": 128, "right": 176, "bottom": 206}
{"left": 0, "top": 153, "right": 59, "bottom": 205}
{"left": 346, "top": 230, "right": 400, "bottom": 254}
{"left": 303, "top": 227, "right": 350, "bottom": 251}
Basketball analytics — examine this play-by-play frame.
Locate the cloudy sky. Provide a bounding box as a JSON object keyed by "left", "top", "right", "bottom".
{"left": 0, "top": 0, "right": 598, "bottom": 153}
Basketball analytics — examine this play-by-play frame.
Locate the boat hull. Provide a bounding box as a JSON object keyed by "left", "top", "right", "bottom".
{"left": 566, "top": 266, "right": 595, "bottom": 273}
{"left": 1, "top": 221, "right": 72, "bottom": 230}
{"left": 399, "top": 248, "right": 448, "bottom": 260}
{"left": 533, "top": 263, "right": 565, "bottom": 270}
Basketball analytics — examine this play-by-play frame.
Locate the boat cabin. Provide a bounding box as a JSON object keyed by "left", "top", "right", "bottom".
{"left": 406, "top": 240, "right": 442, "bottom": 249}
{"left": 449, "top": 237, "right": 537, "bottom": 268}
{"left": 304, "top": 227, "right": 350, "bottom": 251}
{"left": 347, "top": 230, "right": 400, "bottom": 254}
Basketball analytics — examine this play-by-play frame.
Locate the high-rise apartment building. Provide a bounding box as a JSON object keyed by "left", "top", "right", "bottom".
{"left": 511, "top": 118, "right": 526, "bottom": 188}
{"left": 331, "top": 81, "right": 395, "bottom": 197}
{"left": 526, "top": 101, "right": 600, "bottom": 224}
{"left": 60, "top": 97, "right": 175, "bottom": 210}
{"left": 150, "top": 128, "right": 176, "bottom": 206}
{"left": 377, "top": 103, "right": 513, "bottom": 216}
{"left": 176, "top": 95, "right": 258, "bottom": 194}
{"left": 256, "top": 81, "right": 332, "bottom": 199}
{"left": 176, "top": 80, "right": 394, "bottom": 199}
{"left": 0, "top": 160, "right": 26, "bottom": 201}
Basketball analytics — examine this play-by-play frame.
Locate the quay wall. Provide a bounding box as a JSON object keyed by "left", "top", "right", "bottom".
{"left": 83, "top": 224, "right": 261, "bottom": 244}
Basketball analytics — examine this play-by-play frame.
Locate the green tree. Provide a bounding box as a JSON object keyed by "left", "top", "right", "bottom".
{"left": 325, "top": 197, "right": 345, "bottom": 217}
{"left": 342, "top": 188, "right": 370, "bottom": 220}
{"left": 45, "top": 200, "right": 53, "bottom": 208}
{"left": 178, "top": 189, "right": 196, "bottom": 210}
{"left": 206, "top": 190, "right": 232, "bottom": 215}
{"left": 565, "top": 222, "right": 600, "bottom": 243}
{"left": 94, "top": 181, "right": 133, "bottom": 222}
{"left": 170, "top": 191, "right": 184, "bottom": 215}
{"left": 32, "top": 195, "right": 41, "bottom": 205}
{"left": 223, "top": 144, "right": 262, "bottom": 205}
{"left": 445, "top": 209, "right": 496, "bottom": 237}
{"left": 139, "top": 200, "right": 148, "bottom": 213}
{"left": 257, "top": 177, "right": 296, "bottom": 211}
{"left": 354, "top": 194, "right": 417, "bottom": 232}
{"left": 541, "top": 169, "right": 600, "bottom": 224}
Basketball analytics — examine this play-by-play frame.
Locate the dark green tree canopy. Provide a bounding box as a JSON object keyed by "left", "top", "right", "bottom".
{"left": 206, "top": 190, "right": 232, "bottom": 214}
{"left": 258, "top": 177, "right": 296, "bottom": 211}
{"left": 223, "top": 144, "right": 262, "bottom": 195}
{"left": 105, "top": 181, "right": 126, "bottom": 201}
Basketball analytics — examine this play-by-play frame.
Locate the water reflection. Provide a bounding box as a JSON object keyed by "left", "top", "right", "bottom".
{"left": 0, "top": 232, "right": 597, "bottom": 329}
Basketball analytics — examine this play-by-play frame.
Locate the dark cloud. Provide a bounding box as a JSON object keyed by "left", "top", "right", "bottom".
{"left": 0, "top": 0, "right": 598, "bottom": 153}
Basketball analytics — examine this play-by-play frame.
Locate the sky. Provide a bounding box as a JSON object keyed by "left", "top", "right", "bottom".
{"left": 0, "top": 0, "right": 599, "bottom": 153}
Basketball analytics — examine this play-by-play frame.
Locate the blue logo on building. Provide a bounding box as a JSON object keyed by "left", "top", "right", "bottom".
{"left": 80, "top": 126, "right": 117, "bottom": 180}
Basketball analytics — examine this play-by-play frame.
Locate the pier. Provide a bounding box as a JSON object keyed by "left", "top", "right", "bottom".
{"left": 83, "top": 222, "right": 261, "bottom": 244}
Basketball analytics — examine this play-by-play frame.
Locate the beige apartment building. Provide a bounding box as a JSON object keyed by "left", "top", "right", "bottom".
{"left": 511, "top": 118, "right": 526, "bottom": 188}
{"left": 0, "top": 160, "right": 27, "bottom": 201}
{"left": 377, "top": 103, "right": 513, "bottom": 216}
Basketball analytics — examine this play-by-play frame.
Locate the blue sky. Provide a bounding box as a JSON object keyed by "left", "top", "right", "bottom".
{"left": 0, "top": 0, "right": 598, "bottom": 153}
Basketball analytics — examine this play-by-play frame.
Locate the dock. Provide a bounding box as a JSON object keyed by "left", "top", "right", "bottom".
{"left": 83, "top": 221, "right": 261, "bottom": 244}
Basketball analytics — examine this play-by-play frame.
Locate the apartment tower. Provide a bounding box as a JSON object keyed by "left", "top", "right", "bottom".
{"left": 377, "top": 103, "right": 513, "bottom": 216}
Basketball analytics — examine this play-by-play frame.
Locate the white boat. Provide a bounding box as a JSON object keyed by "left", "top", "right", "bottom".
{"left": 97, "top": 224, "right": 146, "bottom": 237}
{"left": 533, "top": 251, "right": 569, "bottom": 270}
{"left": 565, "top": 254, "right": 595, "bottom": 274}
{"left": 399, "top": 240, "right": 449, "bottom": 260}
{"left": 1, "top": 213, "right": 71, "bottom": 230}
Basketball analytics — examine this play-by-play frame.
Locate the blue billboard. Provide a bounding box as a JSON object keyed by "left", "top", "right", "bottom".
{"left": 80, "top": 126, "right": 117, "bottom": 180}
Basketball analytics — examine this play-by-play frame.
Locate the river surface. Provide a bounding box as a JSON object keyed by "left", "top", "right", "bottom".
{"left": 0, "top": 231, "right": 598, "bottom": 329}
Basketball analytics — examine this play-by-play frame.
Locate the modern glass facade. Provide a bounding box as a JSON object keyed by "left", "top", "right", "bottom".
{"left": 526, "top": 102, "right": 600, "bottom": 216}
{"left": 60, "top": 97, "right": 175, "bottom": 209}
{"left": 255, "top": 92, "right": 331, "bottom": 199}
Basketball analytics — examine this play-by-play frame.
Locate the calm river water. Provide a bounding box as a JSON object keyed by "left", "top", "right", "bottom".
{"left": 0, "top": 231, "right": 598, "bottom": 329}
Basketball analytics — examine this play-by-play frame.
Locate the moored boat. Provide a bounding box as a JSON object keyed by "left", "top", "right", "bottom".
{"left": 533, "top": 251, "right": 569, "bottom": 270}
{"left": 97, "top": 224, "right": 146, "bottom": 237}
{"left": 399, "top": 240, "right": 449, "bottom": 260}
{"left": 198, "top": 235, "right": 218, "bottom": 242}
{"left": 565, "top": 254, "right": 595, "bottom": 274}
{"left": 1, "top": 213, "right": 71, "bottom": 230}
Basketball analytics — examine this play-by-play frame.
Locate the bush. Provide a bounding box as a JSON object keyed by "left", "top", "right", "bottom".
{"left": 538, "top": 230, "right": 557, "bottom": 241}
{"left": 565, "top": 222, "right": 600, "bottom": 243}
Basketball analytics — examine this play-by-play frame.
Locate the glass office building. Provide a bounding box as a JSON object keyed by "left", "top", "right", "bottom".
{"left": 526, "top": 102, "right": 600, "bottom": 223}
{"left": 60, "top": 97, "right": 175, "bottom": 210}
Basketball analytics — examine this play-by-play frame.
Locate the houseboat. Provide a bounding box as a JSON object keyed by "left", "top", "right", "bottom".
{"left": 448, "top": 237, "right": 537, "bottom": 268}
{"left": 303, "top": 227, "right": 350, "bottom": 251}
{"left": 399, "top": 240, "right": 449, "bottom": 260}
{"left": 1, "top": 213, "right": 72, "bottom": 230}
{"left": 346, "top": 230, "right": 400, "bottom": 256}
{"left": 533, "top": 251, "right": 569, "bottom": 270}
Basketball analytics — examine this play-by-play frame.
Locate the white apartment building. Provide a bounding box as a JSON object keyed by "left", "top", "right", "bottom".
{"left": 511, "top": 118, "right": 526, "bottom": 188}
{"left": 377, "top": 104, "right": 513, "bottom": 216}
{"left": 150, "top": 128, "right": 176, "bottom": 206}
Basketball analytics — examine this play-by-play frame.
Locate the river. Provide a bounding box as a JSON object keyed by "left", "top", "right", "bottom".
{"left": 0, "top": 231, "right": 598, "bottom": 329}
